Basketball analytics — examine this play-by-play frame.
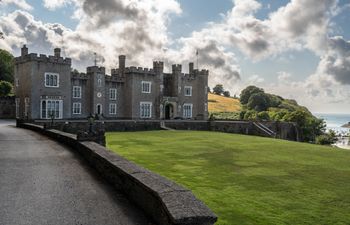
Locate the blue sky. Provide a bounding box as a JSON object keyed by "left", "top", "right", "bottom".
{"left": 0, "top": 0, "right": 350, "bottom": 113}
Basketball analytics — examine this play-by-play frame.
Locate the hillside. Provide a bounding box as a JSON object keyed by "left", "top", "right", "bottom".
{"left": 208, "top": 93, "right": 241, "bottom": 112}
{"left": 107, "top": 130, "right": 350, "bottom": 225}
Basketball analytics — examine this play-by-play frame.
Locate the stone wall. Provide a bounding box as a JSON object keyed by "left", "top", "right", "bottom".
{"left": 17, "top": 122, "right": 217, "bottom": 225}
{"left": 0, "top": 96, "right": 15, "bottom": 119}
{"left": 32, "top": 119, "right": 301, "bottom": 141}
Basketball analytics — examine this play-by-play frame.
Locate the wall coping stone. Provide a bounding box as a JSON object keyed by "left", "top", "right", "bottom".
{"left": 18, "top": 122, "right": 218, "bottom": 225}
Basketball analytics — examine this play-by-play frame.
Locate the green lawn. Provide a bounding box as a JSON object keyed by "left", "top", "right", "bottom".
{"left": 106, "top": 131, "right": 350, "bottom": 225}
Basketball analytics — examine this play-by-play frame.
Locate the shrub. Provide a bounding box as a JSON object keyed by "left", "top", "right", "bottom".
{"left": 0, "top": 80, "right": 13, "bottom": 96}
{"left": 316, "top": 130, "right": 337, "bottom": 145}
{"left": 213, "top": 84, "right": 224, "bottom": 95}
{"left": 257, "top": 111, "right": 270, "bottom": 121}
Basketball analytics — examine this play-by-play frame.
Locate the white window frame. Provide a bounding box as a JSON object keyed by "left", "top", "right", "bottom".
{"left": 72, "top": 102, "right": 81, "bottom": 115}
{"left": 44, "top": 72, "right": 59, "bottom": 88}
{"left": 183, "top": 103, "right": 193, "bottom": 119}
{"left": 16, "top": 78, "right": 19, "bottom": 87}
{"left": 15, "top": 98, "right": 20, "bottom": 118}
{"left": 141, "top": 81, "right": 152, "bottom": 93}
{"left": 109, "top": 103, "right": 117, "bottom": 115}
{"left": 110, "top": 88, "right": 117, "bottom": 100}
{"left": 184, "top": 86, "right": 192, "bottom": 96}
{"left": 24, "top": 97, "right": 30, "bottom": 117}
{"left": 40, "top": 99, "right": 63, "bottom": 119}
{"left": 73, "top": 86, "right": 82, "bottom": 99}
{"left": 140, "top": 102, "right": 152, "bottom": 118}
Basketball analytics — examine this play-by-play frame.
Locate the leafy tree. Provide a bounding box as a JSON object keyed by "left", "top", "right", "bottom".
{"left": 223, "top": 91, "right": 230, "bottom": 97}
{"left": 213, "top": 84, "right": 224, "bottom": 95}
{"left": 243, "top": 110, "right": 257, "bottom": 120}
{"left": 266, "top": 94, "right": 283, "bottom": 108}
{"left": 0, "top": 49, "right": 14, "bottom": 83}
{"left": 240, "top": 85, "right": 264, "bottom": 105}
{"left": 207, "top": 86, "right": 211, "bottom": 93}
{"left": 247, "top": 92, "right": 269, "bottom": 112}
{"left": 316, "top": 130, "right": 337, "bottom": 145}
{"left": 257, "top": 111, "right": 270, "bottom": 121}
{"left": 0, "top": 80, "right": 13, "bottom": 96}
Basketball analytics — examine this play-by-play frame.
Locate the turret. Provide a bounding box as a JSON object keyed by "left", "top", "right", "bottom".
{"left": 153, "top": 61, "right": 164, "bottom": 74}
{"left": 172, "top": 64, "right": 182, "bottom": 73}
{"left": 189, "top": 62, "right": 194, "bottom": 74}
{"left": 21, "top": 45, "right": 28, "bottom": 56}
{"left": 54, "top": 48, "right": 61, "bottom": 58}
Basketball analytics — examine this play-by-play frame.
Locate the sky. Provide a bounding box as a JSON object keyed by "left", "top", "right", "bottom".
{"left": 0, "top": 0, "right": 350, "bottom": 114}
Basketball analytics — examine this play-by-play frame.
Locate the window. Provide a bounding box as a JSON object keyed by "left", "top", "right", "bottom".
{"left": 24, "top": 97, "right": 30, "bottom": 117}
{"left": 140, "top": 102, "right": 152, "bottom": 118}
{"left": 15, "top": 98, "right": 20, "bottom": 118}
{"left": 45, "top": 73, "right": 59, "bottom": 87}
{"left": 204, "top": 103, "right": 208, "bottom": 112}
{"left": 98, "top": 79, "right": 102, "bottom": 87}
{"left": 73, "top": 103, "right": 81, "bottom": 114}
{"left": 41, "top": 99, "right": 63, "bottom": 119}
{"left": 183, "top": 103, "right": 193, "bottom": 118}
{"left": 73, "top": 86, "right": 81, "bottom": 98}
{"left": 184, "top": 86, "right": 192, "bottom": 96}
{"left": 110, "top": 88, "right": 117, "bottom": 100}
{"left": 109, "top": 103, "right": 117, "bottom": 115}
{"left": 142, "top": 81, "right": 151, "bottom": 93}
{"left": 16, "top": 78, "right": 19, "bottom": 87}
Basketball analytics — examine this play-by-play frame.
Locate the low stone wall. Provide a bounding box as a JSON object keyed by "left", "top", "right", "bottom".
{"left": 18, "top": 122, "right": 217, "bottom": 225}
{"left": 0, "top": 96, "right": 15, "bottom": 119}
{"left": 32, "top": 119, "right": 301, "bottom": 141}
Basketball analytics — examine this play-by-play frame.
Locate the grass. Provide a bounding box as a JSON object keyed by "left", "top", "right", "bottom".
{"left": 106, "top": 131, "right": 350, "bottom": 225}
{"left": 208, "top": 93, "right": 241, "bottom": 113}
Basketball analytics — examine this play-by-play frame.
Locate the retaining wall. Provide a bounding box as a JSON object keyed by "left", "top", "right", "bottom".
{"left": 17, "top": 122, "right": 217, "bottom": 225}
{"left": 33, "top": 119, "right": 301, "bottom": 141}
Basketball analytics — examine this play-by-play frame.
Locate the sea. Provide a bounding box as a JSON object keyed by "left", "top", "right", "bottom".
{"left": 314, "top": 113, "right": 350, "bottom": 150}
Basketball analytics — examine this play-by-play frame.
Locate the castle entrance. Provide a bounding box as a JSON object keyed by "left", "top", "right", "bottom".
{"left": 165, "top": 104, "right": 174, "bottom": 120}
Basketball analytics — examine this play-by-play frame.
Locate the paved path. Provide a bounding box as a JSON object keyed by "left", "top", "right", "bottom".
{"left": 0, "top": 120, "right": 152, "bottom": 225}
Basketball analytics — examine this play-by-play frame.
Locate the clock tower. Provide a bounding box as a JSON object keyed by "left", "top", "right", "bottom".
{"left": 87, "top": 66, "right": 106, "bottom": 116}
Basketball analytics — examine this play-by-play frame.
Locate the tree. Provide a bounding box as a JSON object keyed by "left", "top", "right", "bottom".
{"left": 223, "top": 91, "right": 230, "bottom": 97}
{"left": 247, "top": 92, "right": 269, "bottom": 112}
{"left": 316, "top": 130, "right": 337, "bottom": 145}
{"left": 257, "top": 111, "right": 270, "bottom": 121}
{"left": 207, "top": 86, "right": 211, "bottom": 93}
{"left": 0, "top": 80, "right": 13, "bottom": 96}
{"left": 240, "top": 85, "right": 264, "bottom": 105}
{"left": 0, "top": 49, "right": 14, "bottom": 83}
{"left": 213, "top": 84, "right": 224, "bottom": 95}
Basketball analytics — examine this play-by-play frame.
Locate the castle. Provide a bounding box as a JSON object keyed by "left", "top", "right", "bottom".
{"left": 14, "top": 45, "right": 209, "bottom": 120}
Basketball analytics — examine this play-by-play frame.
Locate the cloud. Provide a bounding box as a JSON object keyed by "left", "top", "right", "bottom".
{"left": 42, "top": 0, "right": 74, "bottom": 10}
{"left": 0, "top": 0, "right": 32, "bottom": 10}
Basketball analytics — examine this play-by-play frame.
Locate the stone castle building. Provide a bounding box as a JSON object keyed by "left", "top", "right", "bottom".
{"left": 14, "top": 45, "right": 209, "bottom": 120}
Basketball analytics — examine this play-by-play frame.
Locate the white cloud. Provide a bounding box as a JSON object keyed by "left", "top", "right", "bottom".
{"left": 0, "top": 0, "right": 32, "bottom": 10}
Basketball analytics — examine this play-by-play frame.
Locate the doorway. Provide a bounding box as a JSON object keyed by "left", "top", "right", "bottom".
{"left": 165, "top": 104, "right": 173, "bottom": 120}
{"left": 96, "top": 104, "right": 102, "bottom": 115}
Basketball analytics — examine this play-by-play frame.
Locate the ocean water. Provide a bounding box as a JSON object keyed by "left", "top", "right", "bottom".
{"left": 314, "top": 113, "right": 350, "bottom": 149}
{"left": 314, "top": 113, "right": 350, "bottom": 135}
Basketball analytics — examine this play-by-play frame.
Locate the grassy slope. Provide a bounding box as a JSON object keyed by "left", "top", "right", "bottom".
{"left": 107, "top": 131, "right": 350, "bottom": 225}
{"left": 208, "top": 93, "right": 241, "bottom": 113}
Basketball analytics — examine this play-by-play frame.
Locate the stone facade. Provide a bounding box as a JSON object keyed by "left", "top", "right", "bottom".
{"left": 14, "top": 46, "right": 209, "bottom": 120}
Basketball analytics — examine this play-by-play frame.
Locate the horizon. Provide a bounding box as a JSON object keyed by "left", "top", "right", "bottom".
{"left": 1, "top": 0, "right": 350, "bottom": 114}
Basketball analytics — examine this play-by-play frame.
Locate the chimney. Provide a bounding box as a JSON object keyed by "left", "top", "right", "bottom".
{"left": 54, "top": 48, "right": 61, "bottom": 58}
{"left": 21, "top": 45, "right": 28, "bottom": 56}
{"left": 189, "top": 62, "right": 194, "bottom": 74}
{"left": 119, "top": 55, "right": 126, "bottom": 71}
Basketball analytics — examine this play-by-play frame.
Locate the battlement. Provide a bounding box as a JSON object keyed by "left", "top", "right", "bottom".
{"left": 105, "top": 75, "right": 126, "bottom": 83}
{"left": 124, "top": 66, "right": 156, "bottom": 74}
{"left": 71, "top": 71, "right": 89, "bottom": 80}
{"left": 87, "top": 66, "right": 105, "bottom": 74}
{"left": 15, "top": 45, "right": 71, "bottom": 65}
{"left": 172, "top": 64, "right": 182, "bottom": 72}
{"left": 15, "top": 52, "right": 72, "bottom": 65}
